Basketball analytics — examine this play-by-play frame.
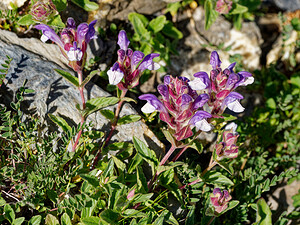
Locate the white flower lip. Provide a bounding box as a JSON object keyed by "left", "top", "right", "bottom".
{"left": 188, "top": 78, "right": 207, "bottom": 90}
{"left": 67, "top": 49, "right": 83, "bottom": 61}
{"left": 107, "top": 68, "right": 124, "bottom": 85}
{"left": 195, "top": 119, "right": 211, "bottom": 132}
{"left": 141, "top": 102, "right": 156, "bottom": 114}
{"left": 41, "top": 34, "right": 49, "bottom": 43}
{"left": 227, "top": 100, "right": 245, "bottom": 113}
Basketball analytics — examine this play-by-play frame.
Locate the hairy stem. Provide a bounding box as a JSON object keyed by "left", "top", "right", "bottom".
{"left": 172, "top": 145, "right": 189, "bottom": 162}
{"left": 72, "top": 70, "right": 85, "bottom": 152}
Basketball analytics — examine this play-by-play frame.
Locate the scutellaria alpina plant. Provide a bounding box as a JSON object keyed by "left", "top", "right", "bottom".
{"left": 35, "top": 18, "right": 97, "bottom": 151}
{"left": 139, "top": 75, "right": 212, "bottom": 142}
{"left": 188, "top": 51, "right": 254, "bottom": 116}
{"left": 107, "top": 30, "right": 160, "bottom": 90}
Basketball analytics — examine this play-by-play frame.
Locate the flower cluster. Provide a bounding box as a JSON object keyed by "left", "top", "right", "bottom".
{"left": 189, "top": 51, "right": 254, "bottom": 116}
{"left": 107, "top": 30, "right": 160, "bottom": 90}
{"left": 210, "top": 188, "right": 232, "bottom": 214}
{"left": 215, "top": 122, "right": 239, "bottom": 160}
{"left": 216, "top": 0, "right": 233, "bottom": 14}
{"left": 139, "top": 76, "right": 212, "bottom": 141}
{"left": 30, "top": 0, "right": 57, "bottom": 22}
{"left": 35, "top": 18, "right": 97, "bottom": 72}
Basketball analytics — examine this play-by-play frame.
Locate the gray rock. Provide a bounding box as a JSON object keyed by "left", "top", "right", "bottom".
{"left": 271, "top": 0, "right": 300, "bottom": 11}
{"left": 107, "top": 0, "right": 167, "bottom": 21}
{"left": 0, "top": 29, "right": 164, "bottom": 154}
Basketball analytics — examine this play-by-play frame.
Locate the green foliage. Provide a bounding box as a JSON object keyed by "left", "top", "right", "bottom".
{"left": 128, "top": 12, "right": 183, "bottom": 71}
{"left": 71, "top": 0, "right": 99, "bottom": 11}
{"left": 0, "top": 55, "right": 12, "bottom": 87}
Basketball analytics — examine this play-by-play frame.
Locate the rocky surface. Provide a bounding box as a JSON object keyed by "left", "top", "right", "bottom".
{"left": 168, "top": 7, "right": 263, "bottom": 81}
{"left": 0, "top": 29, "right": 164, "bottom": 154}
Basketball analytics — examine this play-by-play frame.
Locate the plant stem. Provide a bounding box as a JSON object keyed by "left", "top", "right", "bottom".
{"left": 92, "top": 89, "right": 127, "bottom": 169}
{"left": 103, "top": 90, "right": 127, "bottom": 146}
{"left": 172, "top": 145, "right": 189, "bottom": 162}
{"left": 206, "top": 216, "right": 215, "bottom": 225}
{"left": 72, "top": 70, "right": 86, "bottom": 152}
{"left": 179, "top": 155, "right": 217, "bottom": 189}
{"left": 148, "top": 145, "right": 177, "bottom": 191}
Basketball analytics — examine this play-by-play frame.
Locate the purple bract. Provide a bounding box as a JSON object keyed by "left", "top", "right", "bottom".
{"left": 139, "top": 76, "right": 212, "bottom": 141}
{"left": 210, "top": 188, "right": 232, "bottom": 214}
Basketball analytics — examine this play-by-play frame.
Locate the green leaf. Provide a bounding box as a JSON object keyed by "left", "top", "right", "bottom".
{"left": 61, "top": 213, "right": 72, "bottom": 225}
{"left": 122, "top": 209, "right": 146, "bottom": 218}
{"left": 133, "top": 136, "right": 158, "bottom": 175}
{"left": 128, "top": 13, "right": 151, "bottom": 41}
{"left": 111, "top": 155, "right": 126, "bottom": 171}
{"left": 230, "top": 3, "right": 248, "bottom": 14}
{"left": 29, "top": 215, "right": 42, "bottom": 225}
{"left": 48, "top": 114, "right": 72, "bottom": 133}
{"left": 48, "top": 14, "right": 65, "bottom": 28}
{"left": 117, "top": 115, "right": 141, "bottom": 125}
{"left": 52, "top": 0, "right": 67, "bottom": 12}
{"left": 202, "top": 171, "right": 234, "bottom": 186}
{"left": 84, "top": 97, "right": 119, "bottom": 117}
{"left": 45, "top": 214, "right": 59, "bottom": 225}
{"left": 266, "top": 98, "right": 276, "bottom": 109}
{"left": 100, "top": 109, "right": 115, "bottom": 121}
{"left": 149, "top": 15, "right": 167, "bottom": 33}
{"left": 102, "top": 158, "right": 114, "bottom": 179}
{"left": 122, "top": 97, "right": 137, "bottom": 104}
{"left": 80, "top": 174, "right": 99, "bottom": 188}
{"left": 71, "top": 0, "right": 99, "bottom": 11}
{"left": 47, "top": 189, "right": 58, "bottom": 204}
{"left": 132, "top": 193, "right": 153, "bottom": 205}
{"left": 204, "top": 0, "right": 219, "bottom": 30}
{"left": 185, "top": 206, "right": 195, "bottom": 225}
{"left": 217, "top": 160, "right": 234, "bottom": 175}
{"left": 219, "top": 200, "right": 239, "bottom": 215}
{"left": 128, "top": 13, "right": 149, "bottom": 27}
{"left": 81, "top": 216, "right": 101, "bottom": 225}
{"left": 18, "top": 14, "right": 34, "bottom": 26}
{"left": 254, "top": 198, "right": 272, "bottom": 225}
{"left": 100, "top": 209, "right": 119, "bottom": 224}
{"left": 136, "top": 167, "right": 148, "bottom": 192}
{"left": 13, "top": 217, "right": 25, "bottom": 225}
{"left": 128, "top": 153, "right": 143, "bottom": 174}
{"left": 4, "top": 204, "right": 15, "bottom": 223}
{"left": 290, "top": 74, "right": 300, "bottom": 88}
{"left": 157, "top": 161, "right": 184, "bottom": 175}
{"left": 54, "top": 69, "right": 79, "bottom": 87}
{"left": 81, "top": 70, "right": 99, "bottom": 87}
{"left": 162, "top": 21, "right": 183, "bottom": 39}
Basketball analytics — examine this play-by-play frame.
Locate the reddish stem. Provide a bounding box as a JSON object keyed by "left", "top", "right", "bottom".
{"left": 172, "top": 145, "right": 189, "bottom": 162}
{"left": 72, "top": 70, "right": 86, "bottom": 152}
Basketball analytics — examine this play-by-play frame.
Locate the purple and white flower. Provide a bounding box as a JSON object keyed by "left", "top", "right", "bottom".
{"left": 107, "top": 30, "right": 160, "bottom": 90}
{"left": 139, "top": 76, "right": 212, "bottom": 141}
{"left": 188, "top": 51, "right": 254, "bottom": 115}
{"left": 35, "top": 18, "right": 97, "bottom": 72}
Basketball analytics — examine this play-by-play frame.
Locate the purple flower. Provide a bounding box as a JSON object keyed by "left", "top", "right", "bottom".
{"left": 35, "top": 18, "right": 97, "bottom": 72}
{"left": 107, "top": 30, "right": 160, "bottom": 90}
{"left": 189, "top": 51, "right": 253, "bottom": 115}
{"left": 216, "top": 0, "right": 233, "bottom": 14}
{"left": 223, "top": 92, "right": 244, "bottom": 113}
{"left": 139, "top": 76, "right": 212, "bottom": 141}
{"left": 210, "top": 188, "right": 232, "bottom": 214}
